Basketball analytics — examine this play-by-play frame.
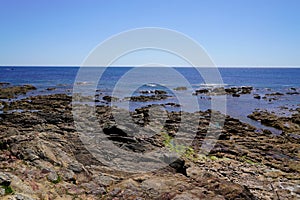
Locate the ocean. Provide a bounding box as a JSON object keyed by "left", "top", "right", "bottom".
{"left": 1, "top": 67, "right": 299, "bottom": 89}
{"left": 1, "top": 67, "right": 299, "bottom": 132}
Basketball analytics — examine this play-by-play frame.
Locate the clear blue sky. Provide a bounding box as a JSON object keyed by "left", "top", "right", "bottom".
{"left": 0, "top": 0, "right": 300, "bottom": 66}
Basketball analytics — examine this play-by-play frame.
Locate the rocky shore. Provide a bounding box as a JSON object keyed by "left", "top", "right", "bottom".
{"left": 0, "top": 84, "right": 37, "bottom": 99}
{"left": 248, "top": 109, "right": 300, "bottom": 136}
{"left": 0, "top": 85, "right": 299, "bottom": 199}
{"left": 193, "top": 86, "right": 253, "bottom": 97}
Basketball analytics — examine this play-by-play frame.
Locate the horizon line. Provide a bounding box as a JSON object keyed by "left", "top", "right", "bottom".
{"left": 0, "top": 65, "right": 300, "bottom": 68}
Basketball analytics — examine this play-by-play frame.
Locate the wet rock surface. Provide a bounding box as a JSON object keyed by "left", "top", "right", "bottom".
{"left": 102, "top": 95, "right": 119, "bottom": 102}
{"left": 0, "top": 94, "right": 299, "bottom": 199}
{"left": 129, "top": 94, "right": 169, "bottom": 102}
{"left": 0, "top": 84, "right": 37, "bottom": 99}
{"left": 193, "top": 86, "right": 253, "bottom": 96}
{"left": 0, "top": 82, "right": 10, "bottom": 87}
{"left": 173, "top": 86, "right": 187, "bottom": 91}
{"left": 248, "top": 109, "right": 300, "bottom": 134}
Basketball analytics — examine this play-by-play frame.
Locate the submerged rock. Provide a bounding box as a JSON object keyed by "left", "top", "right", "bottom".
{"left": 253, "top": 94, "right": 261, "bottom": 99}
{"left": 265, "top": 92, "right": 284, "bottom": 96}
{"left": 173, "top": 86, "right": 187, "bottom": 91}
{"left": 102, "top": 95, "right": 119, "bottom": 102}
{"left": 286, "top": 91, "right": 300, "bottom": 95}
{"left": 193, "top": 88, "right": 209, "bottom": 95}
{"left": 46, "top": 87, "right": 56, "bottom": 91}
{"left": 232, "top": 93, "right": 240, "bottom": 97}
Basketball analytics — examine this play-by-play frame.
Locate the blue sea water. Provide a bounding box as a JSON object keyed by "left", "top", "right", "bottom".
{"left": 0, "top": 66, "right": 299, "bottom": 132}
{"left": 0, "top": 67, "right": 299, "bottom": 89}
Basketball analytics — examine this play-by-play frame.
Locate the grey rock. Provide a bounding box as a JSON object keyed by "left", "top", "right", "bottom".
{"left": 47, "top": 171, "right": 59, "bottom": 183}
{"left": 0, "top": 172, "right": 11, "bottom": 186}
{"left": 0, "top": 187, "right": 5, "bottom": 196}
{"left": 61, "top": 169, "right": 76, "bottom": 182}
{"left": 81, "top": 182, "right": 106, "bottom": 195}
{"left": 9, "top": 194, "right": 36, "bottom": 200}
{"left": 68, "top": 163, "right": 83, "bottom": 173}
{"left": 22, "top": 149, "right": 39, "bottom": 161}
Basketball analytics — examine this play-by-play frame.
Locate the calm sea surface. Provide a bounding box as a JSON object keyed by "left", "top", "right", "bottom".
{"left": 1, "top": 67, "right": 299, "bottom": 89}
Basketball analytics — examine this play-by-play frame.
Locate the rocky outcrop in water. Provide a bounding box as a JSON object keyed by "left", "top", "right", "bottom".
{"left": 173, "top": 86, "right": 187, "bottom": 91}
{"left": 248, "top": 109, "right": 300, "bottom": 134}
{"left": 193, "top": 86, "right": 253, "bottom": 96}
{"left": 0, "top": 84, "right": 36, "bottom": 99}
{"left": 129, "top": 94, "right": 169, "bottom": 102}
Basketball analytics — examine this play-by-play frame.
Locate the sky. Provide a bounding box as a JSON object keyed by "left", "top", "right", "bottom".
{"left": 0, "top": 0, "right": 300, "bottom": 67}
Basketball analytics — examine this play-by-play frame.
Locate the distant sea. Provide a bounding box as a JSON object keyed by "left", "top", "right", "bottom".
{"left": 1, "top": 67, "right": 299, "bottom": 89}
{"left": 1, "top": 67, "right": 300, "bottom": 132}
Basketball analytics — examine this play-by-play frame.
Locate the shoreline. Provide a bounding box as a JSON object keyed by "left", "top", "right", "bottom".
{"left": 0, "top": 84, "right": 299, "bottom": 199}
{"left": 1, "top": 82, "right": 299, "bottom": 134}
